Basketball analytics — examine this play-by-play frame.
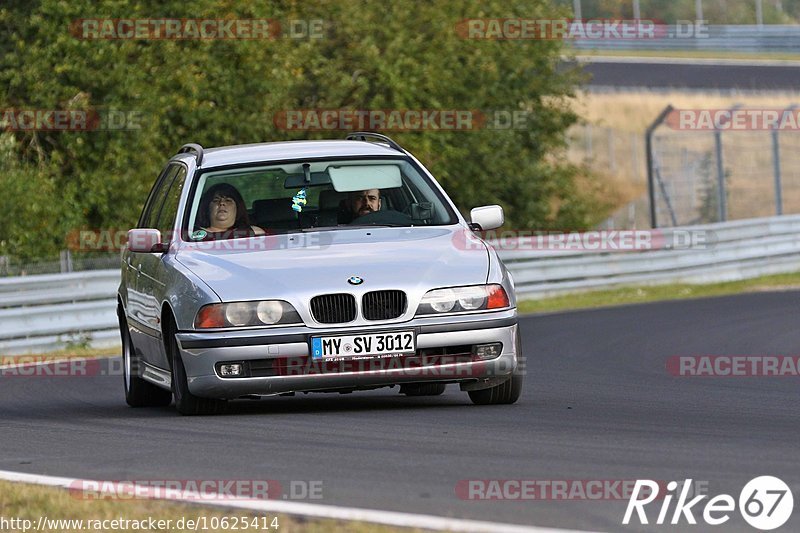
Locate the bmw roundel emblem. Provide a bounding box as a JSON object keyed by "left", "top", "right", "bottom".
{"left": 348, "top": 276, "right": 364, "bottom": 285}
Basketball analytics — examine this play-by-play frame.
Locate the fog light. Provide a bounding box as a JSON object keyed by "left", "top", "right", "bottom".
{"left": 474, "top": 343, "right": 502, "bottom": 360}
{"left": 219, "top": 363, "right": 244, "bottom": 377}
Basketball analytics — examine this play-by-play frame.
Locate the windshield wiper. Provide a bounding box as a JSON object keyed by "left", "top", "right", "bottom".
{"left": 345, "top": 223, "right": 411, "bottom": 228}
{"left": 296, "top": 224, "right": 412, "bottom": 232}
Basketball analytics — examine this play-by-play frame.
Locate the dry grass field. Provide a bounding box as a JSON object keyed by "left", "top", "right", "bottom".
{"left": 574, "top": 90, "right": 800, "bottom": 133}
{"left": 569, "top": 90, "right": 800, "bottom": 227}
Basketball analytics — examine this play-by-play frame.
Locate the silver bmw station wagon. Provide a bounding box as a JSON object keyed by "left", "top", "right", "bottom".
{"left": 118, "top": 133, "right": 523, "bottom": 415}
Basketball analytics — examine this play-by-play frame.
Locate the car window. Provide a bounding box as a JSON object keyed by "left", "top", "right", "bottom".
{"left": 185, "top": 158, "right": 457, "bottom": 239}
{"left": 154, "top": 166, "right": 187, "bottom": 243}
{"left": 138, "top": 164, "right": 180, "bottom": 229}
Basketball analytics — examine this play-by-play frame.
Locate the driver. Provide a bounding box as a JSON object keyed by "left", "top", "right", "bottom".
{"left": 348, "top": 189, "right": 381, "bottom": 218}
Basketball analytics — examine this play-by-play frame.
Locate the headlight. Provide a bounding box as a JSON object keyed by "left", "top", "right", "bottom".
{"left": 455, "top": 286, "right": 486, "bottom": 310}
{"left": 256, "top": 300, "right": 283, "bottom": 324}
{"left": 429, "top": 288, "right": 456, "bottom": 313}
{"left": 225, "top": 302, "right": 252, "bottom": 326}
{"left": 415, "top": 284, "right": 509, "bottom": 316}
{"left": 195, "top": 300, "right": 301, "bottom": 329}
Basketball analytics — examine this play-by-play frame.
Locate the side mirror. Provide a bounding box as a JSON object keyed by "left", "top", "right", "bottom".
{"left": 469, "top": 205, "right": 504, "bottom": 231}
{"left": 127, "top": 229, "right": 168, "bottom": 253}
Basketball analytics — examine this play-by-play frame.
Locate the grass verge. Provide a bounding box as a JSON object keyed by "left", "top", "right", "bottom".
{"left": 518, "top": 271, "right": 800, "bottom": 315}
{"left": 1, "top": 345, "right": 120, "bottom": 362}
{"left": 0, "top": 479, "right": 420, "bottom": 533}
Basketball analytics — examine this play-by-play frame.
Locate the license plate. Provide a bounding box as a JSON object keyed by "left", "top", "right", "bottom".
{"left": 311, "top": 331, "right": 415, "bottom": 360}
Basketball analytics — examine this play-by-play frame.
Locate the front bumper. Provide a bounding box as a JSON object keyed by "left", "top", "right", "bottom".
{"left": 175, "top": 310, "right": 520, "bottom": 399}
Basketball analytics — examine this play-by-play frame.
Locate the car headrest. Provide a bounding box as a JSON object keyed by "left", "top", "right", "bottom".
{"left": 252, "top": 198, "right": 296, "bottom": 224}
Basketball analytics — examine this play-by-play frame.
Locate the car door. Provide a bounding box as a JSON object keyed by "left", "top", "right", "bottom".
{"left": 128, "top": 163, "right": 183, "bottom": 368}
{"left": 123, "top": 164, "right": 174, "bottom": 315}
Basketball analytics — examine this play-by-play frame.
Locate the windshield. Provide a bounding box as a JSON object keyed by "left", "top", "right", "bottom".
{"left": 184, "top": 157, "right": 458, "bottom": 240}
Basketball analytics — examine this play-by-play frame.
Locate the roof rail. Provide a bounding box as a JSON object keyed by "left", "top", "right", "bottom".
{"left": 345, "top": 132, "right": 404, "bottom": 153}
{"left": 176, "top": 143, "right": 204, "bottom": 166}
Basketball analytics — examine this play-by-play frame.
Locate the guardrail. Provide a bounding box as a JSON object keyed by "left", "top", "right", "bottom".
{"left": 2, "top": 215, "right": 800, "bottom": 354}
{"left": 498, "top": 215, "right": 800, "bottom": 297}
{"left": 0, "top": 270, "right": 119, "bottom": 354}
{"left": 571, "top": 24, "right": 800, "bottom": 53}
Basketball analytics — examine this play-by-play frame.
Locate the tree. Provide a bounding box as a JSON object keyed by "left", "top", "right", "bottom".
{"left": 0, "top": 0, "right": 599, "bottom": 261}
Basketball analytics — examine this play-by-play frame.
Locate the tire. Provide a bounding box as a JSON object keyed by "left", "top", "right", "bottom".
{"left": 468, "top": 331, "right": 525, "bottom": 405}
{"left": 119, "top": 312, "right": 172, "bottom": 408}
{"left": 165, "top": 319, "right": 227, "bottom": 416}
{"left": 399, "top": 383, "right": 447, "bottom": 396}
{"left": 468, "top": 373, "right": 523, "bottom": 405}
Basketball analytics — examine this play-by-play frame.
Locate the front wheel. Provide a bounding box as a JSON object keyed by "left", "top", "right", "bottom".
{"left": 166, "top": 323, "right": 227, "bottom": 416}
{"left": 119, "top": 313, "right": 172, "bottom": 408}
{"left": 469, "top": 330, "right": 525, "bottom": 405}
{"left": 468, "top": 373, "right": 523, "bottom": 405}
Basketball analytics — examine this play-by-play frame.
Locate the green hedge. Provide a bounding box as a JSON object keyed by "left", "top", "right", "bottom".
{"left": 0, "top": 0, "right": 605, "bottom": 261}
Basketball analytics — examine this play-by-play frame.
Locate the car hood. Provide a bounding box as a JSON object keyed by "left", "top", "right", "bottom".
{"left": 175, "top": 226, "right": 489, "bottom": 302}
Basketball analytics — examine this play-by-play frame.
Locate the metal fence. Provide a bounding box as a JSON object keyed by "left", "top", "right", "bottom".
{"left": 566, "top": 105, "right": 800, "bottom": 230}
{"left": 566, "top": 124, "right": 652, "bottom": 229}
{"left": 3, "top": 215, "right": 800, "bottom": 354}
{"left": 647, "top": 104, "right": 800, "bottom": 228}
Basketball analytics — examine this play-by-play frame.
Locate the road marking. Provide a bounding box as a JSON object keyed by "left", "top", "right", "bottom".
{"left": 0, "top": 469, "right": 596, "bottom": 533}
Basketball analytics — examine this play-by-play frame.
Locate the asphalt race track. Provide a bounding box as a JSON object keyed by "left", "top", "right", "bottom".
{"left": 2, "top": 291, "right": 800, "bottom": 531}
{"left": 579, "top": 57, "right": 800, "bottom": 90}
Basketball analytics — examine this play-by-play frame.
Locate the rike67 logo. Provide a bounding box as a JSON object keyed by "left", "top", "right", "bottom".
{"left": 623, "top": 476, "right": 793, "bottom": 530}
